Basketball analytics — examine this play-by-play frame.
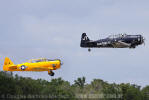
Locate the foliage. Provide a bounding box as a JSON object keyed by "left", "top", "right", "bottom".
{"left": 142, "top": 85, "right": 149, "bottom": 100}
{"left": 0, "top": 71, "right": 147, "bottom": 100}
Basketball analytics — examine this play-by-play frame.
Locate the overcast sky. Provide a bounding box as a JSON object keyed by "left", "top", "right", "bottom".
{"left": 0, "top": 0, "right": 149, "bottom": 86}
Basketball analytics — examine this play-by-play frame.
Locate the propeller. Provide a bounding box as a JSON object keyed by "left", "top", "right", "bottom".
{"left": 141, "top": 33, "right": 145, "bottom": 46}
{"left": 60, "top": 61, "right": 63, "bottom": 66}
{"left": 143, "top": 37, "right": 145, "bottom": 46}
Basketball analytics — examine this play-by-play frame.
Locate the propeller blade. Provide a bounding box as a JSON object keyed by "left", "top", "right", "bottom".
{"left": 61, "top": 62, "right": 63, "bottom": 66}
{"left": 143, "top": 37, "right": 145, "bottom": 46}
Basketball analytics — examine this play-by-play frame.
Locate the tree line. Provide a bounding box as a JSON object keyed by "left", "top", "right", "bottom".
{"left": 0, "top": 71, "right": 149, "bottom": 100}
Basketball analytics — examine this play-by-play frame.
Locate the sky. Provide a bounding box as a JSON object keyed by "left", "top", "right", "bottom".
{"left": 0, "top": 0, "right": 149, "bottom": 87}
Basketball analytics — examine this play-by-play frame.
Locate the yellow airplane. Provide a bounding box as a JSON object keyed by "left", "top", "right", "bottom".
{"left": 3, "top": 57, "right": 62, "bottom": 76}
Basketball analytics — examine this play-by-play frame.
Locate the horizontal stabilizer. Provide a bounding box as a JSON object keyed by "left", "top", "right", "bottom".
{"left": 8, "top": 66, "right": 17, "bottom": 70}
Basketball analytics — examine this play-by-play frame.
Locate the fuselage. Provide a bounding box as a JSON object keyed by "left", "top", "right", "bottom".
{"left": 3, "top": 59, "right": 61, "bottom": 72}
{"left": 81, "top": 34, "right": 144, "bottom": 48}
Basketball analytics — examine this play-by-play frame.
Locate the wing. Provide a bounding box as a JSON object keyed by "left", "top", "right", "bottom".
{"left": 112, "top": 41, "right": 131, "bottom": 48}
{"left": 31, "top": 67, "right": 48, "bottom": 71}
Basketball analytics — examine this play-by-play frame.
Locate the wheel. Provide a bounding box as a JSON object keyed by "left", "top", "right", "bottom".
{"left": 48, "top": 71, "right": 55, "bottom": 76}
{"left": 88, "top": 48, "right": 91, "bottom": 52}
{"left": 21, "top": 65, "right": 27, "bottom": 70}
{"left": 130, "top": 45, "right": 136, "bottom": 49}
{"left": 50, "top": 72, "right": 54, "bottom": 76}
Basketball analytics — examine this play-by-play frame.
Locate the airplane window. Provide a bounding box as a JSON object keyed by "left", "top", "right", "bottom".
{"left": 28, "top": 60, "right": 34, "bottom": 63}
{"left": 27, "top": 58, "right": 58, "bottom": 63}
{"left": 35, "top": 58, "right": 48, "bottom": 62}
{"left": 47, "top": 59, "right": 54, "bottom": 61}
{"left": 36, "top": 60, "right": 41, "bottom": 62}
{"left": 32, "top": 60, "right": 37, "bottom": 63}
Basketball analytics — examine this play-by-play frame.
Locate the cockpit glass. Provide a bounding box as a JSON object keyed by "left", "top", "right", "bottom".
{"left": 108, "top": 34, "right": 127, "bottom": 39}
{"left": 28, "top": 58, "right": 58, "bottom": 63}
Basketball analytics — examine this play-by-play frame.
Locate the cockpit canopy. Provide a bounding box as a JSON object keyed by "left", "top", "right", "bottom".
{"left": 107, "top": 34, "right": 127, "bottom": 39}
{"left": 27, "top": 58, "right": 58, "bottom": 63}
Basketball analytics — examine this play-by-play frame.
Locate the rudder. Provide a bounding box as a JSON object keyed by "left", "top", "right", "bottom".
{"left": 4, "top": 57, "right": 14, "bottom": 66}
{"left": 80, "top": 33, "right": 90, "bottom": 47}
{"left": 81, "top": 33, "right": 90, "bottom": 41}
{"left": 3, "top": 57, "right": 14, "bottom": 71}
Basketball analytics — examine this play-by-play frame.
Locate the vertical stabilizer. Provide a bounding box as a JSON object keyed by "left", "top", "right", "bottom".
{"left": 80, "top": 33, "right": 90, "bottom": 47}
{"left": 3, "top": 57, "right": 14, "bottom": 71}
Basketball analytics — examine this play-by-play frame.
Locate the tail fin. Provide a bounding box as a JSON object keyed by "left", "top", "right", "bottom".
{"left": 80, "top": 33, "right": 90, "bottom": 47}
{"left": 81, "top": 33, "right": 90, "bottom": 41}
{"left": 4, "top": 57, "right": 14, "bottom": 65}
{"left": 3, "top": 57, "right": 14, "bottom": 71}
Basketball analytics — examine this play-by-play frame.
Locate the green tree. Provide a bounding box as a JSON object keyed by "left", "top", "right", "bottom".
{"left": 42, "top": 77, "right": 75, "bottom": 100}
{"left": 142, "top": 85, "right": 149, "bottom": 100}
{"left": 120, "top": 83, "right": 143, "bottom": 100}
{"left": 74, "top": 77, "right": 86, "bottom": 89}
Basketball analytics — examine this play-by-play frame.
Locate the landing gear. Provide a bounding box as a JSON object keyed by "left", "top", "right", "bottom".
{"left": 48, "top": 70, "right": 55, "bottom": 76}
{"left": 130, "top": 45, "right": 136, "bottom": 49}
{"left": 132, "top": 46, "right": 136, "bottom": 48}
{"left": 88, "top": 48, "right": 91, "bottom": 52}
